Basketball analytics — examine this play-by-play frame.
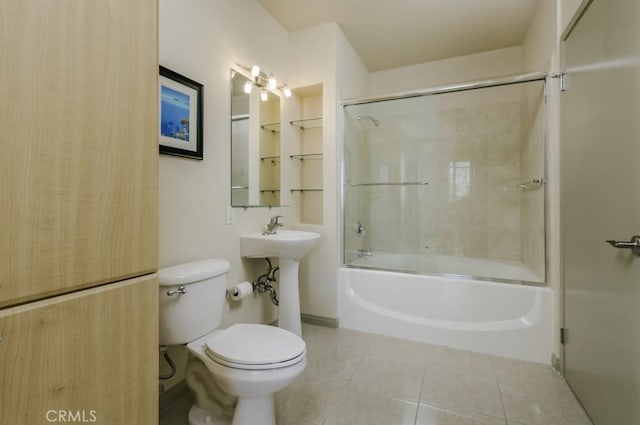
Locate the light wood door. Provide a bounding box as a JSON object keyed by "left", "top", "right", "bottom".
{"left": 562, "top": 0, "right": 640, "bottom": 423}
{"left": 0, "top": 274, "right": 158, "bottom": 424}
{"left": 0, "top": 0, "right": 158, "bottom": 307}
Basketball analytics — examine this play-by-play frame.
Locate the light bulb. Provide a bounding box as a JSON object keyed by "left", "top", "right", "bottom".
{"left": 283, "top": 85, "right": 292, "bottom": 98}
{"left": 268, "top": 74, "right": 277, "bottom": 90}
{"left": 260, "top": 89, "right": 268, "bottom": 101}
{"left": 250, "top": 64, "right": 260, "bottom": 77}
{"left": 243, "top": 80, "right": 252, "bottom": 94}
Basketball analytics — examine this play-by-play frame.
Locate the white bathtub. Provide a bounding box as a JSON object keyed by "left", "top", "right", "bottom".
{"left": 349, "top": 252, "right": 543, "bottom": 283}
{"left": 338, "top": 266, "right": 553, "bottom": 363}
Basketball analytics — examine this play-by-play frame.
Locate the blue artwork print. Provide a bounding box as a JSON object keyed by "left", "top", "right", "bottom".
{"left": 161, "top": 85, "right": 190, "bottom": 142}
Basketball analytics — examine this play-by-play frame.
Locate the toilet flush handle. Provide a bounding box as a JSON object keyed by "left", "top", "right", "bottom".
{"left": 166, "top": 285, "right": 187, "bottom": 296}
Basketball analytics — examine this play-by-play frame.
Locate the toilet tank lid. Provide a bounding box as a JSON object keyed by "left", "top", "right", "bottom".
{"left": 159, "top": 259, "right": 230, "bottom": 286}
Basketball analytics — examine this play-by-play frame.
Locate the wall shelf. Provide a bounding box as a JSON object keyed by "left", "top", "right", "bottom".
{"left": 290, "top": 189, "right": 323, "bottom": 193}
{"left": 289, "top": 117, "right": 323, "bottom": 130}
{"left": 260, "top": 122, "right": 280, "bottom": 133}
{"left": 260, "top": 189, "right": 280, "bottom": 193}
{"left": 289, "top": 153, "right": 323, "bottom": 160}
{"left": 260, "top": 156, "right": 280, "bottom": 163}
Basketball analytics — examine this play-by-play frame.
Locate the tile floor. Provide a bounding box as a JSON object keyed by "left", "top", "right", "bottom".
{"left": 160, "top": 324, "right": 592, "bottom": 425}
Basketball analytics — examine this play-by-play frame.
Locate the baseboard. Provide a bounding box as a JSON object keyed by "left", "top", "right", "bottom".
{"left": 301, "top": 313, "right": 339, "bottom": 328}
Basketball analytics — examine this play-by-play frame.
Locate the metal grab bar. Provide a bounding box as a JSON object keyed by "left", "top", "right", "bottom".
{"left": 516, "top": 178, "right": 545, "bottom": 190}
{"left": 350, "top": 181, "right": 430, "bottom": 187}
{"left": 231, "top": 186, "right": 249, "bottom": 190}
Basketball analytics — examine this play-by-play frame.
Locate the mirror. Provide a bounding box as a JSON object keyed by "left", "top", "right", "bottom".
{"left": 230, "top": 70, "right": 281, "bottom": 207}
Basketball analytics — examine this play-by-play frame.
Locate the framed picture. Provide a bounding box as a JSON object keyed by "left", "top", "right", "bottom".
{"left": 159, "top": 66, "right": 203, "bottom": 159}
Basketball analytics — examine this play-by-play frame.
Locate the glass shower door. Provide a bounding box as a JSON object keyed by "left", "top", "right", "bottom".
{"left": 343, "top": 80, "right": 547, "bottom": 284}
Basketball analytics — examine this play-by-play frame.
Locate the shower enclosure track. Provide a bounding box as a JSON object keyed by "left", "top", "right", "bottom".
{"left": 342, "top": 71, "right": 548, "bottom": 106}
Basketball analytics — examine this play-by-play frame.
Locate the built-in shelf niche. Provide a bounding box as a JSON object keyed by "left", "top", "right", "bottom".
{"left": 260, "top": 122, "right": 280, "bottom": 133}
{"left": 260, "top": 155, "right": 280, "bottom": 164}
{"left": 289, "top": 117, "right": 323, "bottom": 130}
{"left": 259, "top": 99, "right": 280, "bottom": 206}
{"left": 288, "top": 84, "right": 323, "bottom": 225}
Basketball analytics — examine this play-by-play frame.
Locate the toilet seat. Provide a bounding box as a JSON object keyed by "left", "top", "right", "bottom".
{"left": 204, "top": 324, "right": 306, "bottom": 370}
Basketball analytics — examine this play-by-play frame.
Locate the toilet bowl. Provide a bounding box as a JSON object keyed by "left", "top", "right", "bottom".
{"left": 158, "top": 259, "right": 306, "bottom": 425}
{"left": 187, "top": 324, "right": 306, "bottom": 425}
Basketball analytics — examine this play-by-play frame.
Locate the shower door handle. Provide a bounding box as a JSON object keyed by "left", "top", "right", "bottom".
{"left": 605, "top": 235, "right": 640, "bottom": 256}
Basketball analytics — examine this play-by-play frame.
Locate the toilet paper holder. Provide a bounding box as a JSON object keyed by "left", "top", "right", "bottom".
{"left": 228, "top": 258, "right": 279, "bottom": 306}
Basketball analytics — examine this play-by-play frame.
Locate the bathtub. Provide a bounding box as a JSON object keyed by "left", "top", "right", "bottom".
{"left": 338, "top": 266, "right": 553, "bottom": 363}
{"left": 348, "top": 252, "right": 543, "bottom": 283}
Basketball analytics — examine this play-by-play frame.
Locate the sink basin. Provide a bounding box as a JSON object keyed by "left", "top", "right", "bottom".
{"left": 240, "top": 230, "right": 321, "bottom": 260}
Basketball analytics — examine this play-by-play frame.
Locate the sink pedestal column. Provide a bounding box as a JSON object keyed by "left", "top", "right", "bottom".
{"left": 277, "top": 258, "right": 302, "bottom": 337}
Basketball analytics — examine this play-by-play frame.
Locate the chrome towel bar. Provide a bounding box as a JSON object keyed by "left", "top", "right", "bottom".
{"left": 350, "top": 181, "right": 430, "bottom": 187}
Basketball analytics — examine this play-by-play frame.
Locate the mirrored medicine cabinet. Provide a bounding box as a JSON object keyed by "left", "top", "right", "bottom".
{"left": 230, "top": 69, "right": 281, "bottom": 207}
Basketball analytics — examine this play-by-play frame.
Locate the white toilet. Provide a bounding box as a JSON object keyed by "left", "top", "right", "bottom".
{"left": 159, "top": 259, "right": 307, "bottom": 425}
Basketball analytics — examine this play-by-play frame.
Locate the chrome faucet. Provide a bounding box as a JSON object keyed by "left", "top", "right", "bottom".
{"left": 263, "top": 215, "right": 284, "bottom": 235}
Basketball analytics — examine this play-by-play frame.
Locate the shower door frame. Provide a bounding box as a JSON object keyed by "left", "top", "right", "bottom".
{"left": 340, "top": 71, "right": 550, "bottom": 286}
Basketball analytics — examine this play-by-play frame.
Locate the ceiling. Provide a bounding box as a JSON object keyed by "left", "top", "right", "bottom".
{"left": 257, "top": 0, "right": 540, "bottom": 72}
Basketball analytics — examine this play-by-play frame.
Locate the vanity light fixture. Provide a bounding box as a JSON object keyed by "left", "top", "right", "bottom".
{"left": 236, "top": 63, "right": 291, "bottom": 100}
{"left": 243, "top": 80, "right": 253, "bottom": 94}
{"left": 268, "top": 74, "right": 277, "bottom": 90}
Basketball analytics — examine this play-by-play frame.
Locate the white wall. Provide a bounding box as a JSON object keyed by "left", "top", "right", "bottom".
{"left": 286, "top": 23, "right": 368, "bottom": 319}
{"left": 336, "top": 28, "right": 370, "bottom": 100}
{"left": 560, "top": 0, "right": 586, "bottom": 36}
{"left": 523, "top": 0, "right": 558, "bottom": 72}
{"left": 158, "top": 0, "right": 293, "bottom": 389}
{"left": 368, "top": 46, "right": 523, "bottom": 96}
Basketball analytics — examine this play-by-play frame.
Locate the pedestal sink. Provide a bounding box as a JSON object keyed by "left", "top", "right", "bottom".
{"left": 240, "top": 230, "right": 320, "bottom": 336}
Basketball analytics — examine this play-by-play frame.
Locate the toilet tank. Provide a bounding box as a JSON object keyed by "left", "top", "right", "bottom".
{"left": 158, "top": 259, "right": 231, "bottom": 346}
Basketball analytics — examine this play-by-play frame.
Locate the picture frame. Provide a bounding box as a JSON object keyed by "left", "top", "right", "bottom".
{"left": 159, "top": 66, "right": 203, "bottom": 160}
